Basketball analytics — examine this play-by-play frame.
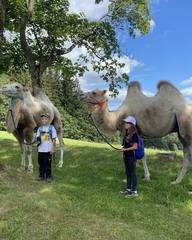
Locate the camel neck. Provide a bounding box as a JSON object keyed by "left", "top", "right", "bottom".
{"left": 92, "top": 106, "right": 125, "bottom": 133}
{"left": 8, "top": 97, "right": 23, "bottom": 110}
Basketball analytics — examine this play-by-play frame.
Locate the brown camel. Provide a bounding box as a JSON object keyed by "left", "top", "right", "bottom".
{"left": 0, "top": 82, "right": 64, "bottom": 173}
{"left": 85, "top": 81, "right": 192, "bottom": 184}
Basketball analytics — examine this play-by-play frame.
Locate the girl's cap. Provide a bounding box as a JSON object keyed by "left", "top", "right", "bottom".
{"left": 122, "top": 116, "right": 136, "bottom": 125}
{"left": 41, "top": 113, "right": 50, "bottom": 118}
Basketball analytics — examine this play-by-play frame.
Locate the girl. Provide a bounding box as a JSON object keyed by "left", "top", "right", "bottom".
{"left": 120, "top": 116, "right": 138, "bottom": 197}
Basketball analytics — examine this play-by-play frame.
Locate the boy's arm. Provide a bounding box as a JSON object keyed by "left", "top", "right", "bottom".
{"left": 36, "top": 128, "right": 41, "bottom": 143}
{"left": 50, "top": 138, "right": 56, "bottom": 154}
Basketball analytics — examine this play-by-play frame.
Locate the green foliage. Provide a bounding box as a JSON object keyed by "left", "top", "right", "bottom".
{"left": 0, "top": 74, "right": 10, "bottom": 130}
{"left": 144, "top": 133, "right": 182, "bottom": 151}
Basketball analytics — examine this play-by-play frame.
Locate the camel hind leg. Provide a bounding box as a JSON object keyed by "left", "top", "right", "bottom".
{"left": 57, "top": 131, "right": 64, "bottom": 168}
{"left": 142, "top": 155, "right": 150, "bottom": 181}
{"left": 171, "top": 114, "right": 192, "bottom": 184}
{"left": 171, "top": 144, "right": 190, "bottom": 184}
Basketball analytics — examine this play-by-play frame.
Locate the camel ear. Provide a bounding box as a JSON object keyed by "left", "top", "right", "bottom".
{"left": 23, "top": 85, "right": 29, "bottom": 92}
{"left": 102, "top": 90, "right": 107, "bottom": 95}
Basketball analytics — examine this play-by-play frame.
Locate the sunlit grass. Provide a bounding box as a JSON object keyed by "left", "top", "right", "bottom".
{"left": 0, "top": 131, "right": 192, "bottom": 240}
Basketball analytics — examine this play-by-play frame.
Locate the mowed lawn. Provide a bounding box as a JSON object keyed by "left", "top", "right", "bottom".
{"left": 0, "top": 131, "right": 192, "bottom": 240}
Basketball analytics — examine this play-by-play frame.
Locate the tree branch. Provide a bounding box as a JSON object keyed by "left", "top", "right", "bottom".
{"left": 0, "top": 0, "right": 5, "bottom": 41}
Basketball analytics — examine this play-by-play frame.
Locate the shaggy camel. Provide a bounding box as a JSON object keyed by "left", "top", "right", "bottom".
{"left": 86, "top": 81, "right": 192, "bottom": 184}
{"left": 0, "top": 82, "right": 64, "bottom": 173}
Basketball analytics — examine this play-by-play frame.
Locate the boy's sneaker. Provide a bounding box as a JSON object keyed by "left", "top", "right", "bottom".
{"left": 46, "top": 177, "right": 52, "bottom": 183}
{"left": 125, "top": 191, "right": 138, "bottom": 198}
{"left": 120, "top": 188, "right": 131, "bottom": 194}
{"left": 37, "top": 176, "right": 44, "bottom": 181}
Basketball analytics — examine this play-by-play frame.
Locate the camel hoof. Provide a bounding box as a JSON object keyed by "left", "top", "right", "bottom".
{"left": 17, "top": 166, "right": 25, "bottom": 172}
{"left": 143, "top": 177, "right": 151, "bottom": 181}
{"left": 57, "top": 162, "right": 63, "bottom": 168}
{"left": 171, "top": 180, "right": 179, "bottom": 185}
{"left": 27, "top": 170, "right": 33, "bottom": 174}
{"left": 27, "top": 166, "right": 33, "bottom": 174}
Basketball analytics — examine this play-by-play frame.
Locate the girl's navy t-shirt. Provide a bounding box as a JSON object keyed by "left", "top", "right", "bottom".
{"left": 122, "top": 132, "right": 138, "bottom": 157}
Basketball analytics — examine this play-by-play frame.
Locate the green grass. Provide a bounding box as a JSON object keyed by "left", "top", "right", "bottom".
{"left": 0, "top": 131, "right": 192, "bottom": 240}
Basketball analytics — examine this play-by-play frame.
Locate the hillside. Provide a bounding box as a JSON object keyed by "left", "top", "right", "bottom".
{"left": 0, "top": 131, "right": 192, "bottom": 240}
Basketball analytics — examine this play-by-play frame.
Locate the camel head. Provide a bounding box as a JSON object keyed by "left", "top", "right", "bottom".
{"left": 0, "top": 82, "right": 26, "bottom": 99}
{"left": 85, "top": 89, "right": 108, "bottom": 112}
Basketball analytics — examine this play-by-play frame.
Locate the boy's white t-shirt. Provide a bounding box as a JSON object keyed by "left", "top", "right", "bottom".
{"left": 36, "top": 125, "right": 57, "bottom": 152}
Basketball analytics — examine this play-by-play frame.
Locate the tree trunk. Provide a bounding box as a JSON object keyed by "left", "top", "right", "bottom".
{"left": 31, "top": 63, "right": 42, "bottom": 95}
{"left": 0, "top": 0, "right": 5, "bottom": 42}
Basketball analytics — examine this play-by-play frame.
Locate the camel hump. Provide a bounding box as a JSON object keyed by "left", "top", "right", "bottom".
{"left": 128, "top": 81, "right": 142, "bottom": 92}
{"left": 157, "top": 80, "right": 181, "bottom": 94}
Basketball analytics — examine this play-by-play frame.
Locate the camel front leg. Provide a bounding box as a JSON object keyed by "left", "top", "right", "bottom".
{"left": 26, "top": 145, "right": 33, "bottom": 174}
{"left": 141, "top": 155, "right": 150, "bottom": 181}
{"left": 57, "top": 132, "right": 64, "bottom": 168}
{"left": 15, "top": 135, "right": 26, "bottom": 172}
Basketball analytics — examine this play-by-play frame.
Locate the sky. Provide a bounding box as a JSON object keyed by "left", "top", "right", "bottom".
{"left": 68, "top": 0, "right": 192, "bottom": 109}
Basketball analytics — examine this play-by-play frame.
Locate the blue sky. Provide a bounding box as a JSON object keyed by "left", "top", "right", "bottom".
{"left": 69, "top": 0, "right": 192, "bottom": 109}
{"left": 119, "top": 0, "right": 192, "bottom": 95}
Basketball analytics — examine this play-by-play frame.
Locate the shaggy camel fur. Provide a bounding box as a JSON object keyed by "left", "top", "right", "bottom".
{"left": 0, "top": 82, "right": 64, "bottom": 173}
{"left": 86, "top": 81, "right": 192, "bottom": 184}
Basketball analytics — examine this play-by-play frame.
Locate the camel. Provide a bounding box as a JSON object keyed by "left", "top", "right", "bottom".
{"left": 0, "top": 82, "right": 64, "bottom": 173}
{"left": 85, "top": 81, "right": 192, "bottom": 184}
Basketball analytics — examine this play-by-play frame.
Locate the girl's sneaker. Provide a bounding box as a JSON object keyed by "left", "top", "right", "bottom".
{"left": 120, "top": 188, "right": 131, "bottom": 194}
{"left": 125, "top": 191, "right": 138, "bottom": 198}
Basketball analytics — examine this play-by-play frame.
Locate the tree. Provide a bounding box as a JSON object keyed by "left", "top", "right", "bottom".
{"left": 1, "top": 0, "right": 150, "bottom": 94}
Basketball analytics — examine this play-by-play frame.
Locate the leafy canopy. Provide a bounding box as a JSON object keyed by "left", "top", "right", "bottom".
{"left": 1, "top": 0, "right": 150, "bottom": 94}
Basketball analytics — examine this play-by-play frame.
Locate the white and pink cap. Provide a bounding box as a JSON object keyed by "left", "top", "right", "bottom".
{"left": 122, "top": 116, "right": 136, "bottom": 125}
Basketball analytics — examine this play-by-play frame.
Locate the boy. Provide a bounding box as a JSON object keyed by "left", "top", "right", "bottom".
{"left": 36, "top": 113, "right": 57, "bottom": 182}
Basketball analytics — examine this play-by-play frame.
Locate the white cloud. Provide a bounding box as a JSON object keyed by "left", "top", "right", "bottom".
{"left": 142, "top": 90, "right": 155, "bottom": 97}
{"left": 181, "top": 87, "right": 192, "bottom": 96}
{"left": 108, "top": 87, "right": 127, "bottom": 107}
{"left": 4, "top": 30, "right": 18, "bottom": 42}
{"left": 180, "top": 76, "right": 192, "bottom": 86}
{"left": 150, "top": 0, "right": 161, "bottom": 5}
{"left": 184, "top": 97, "right": 192, "bottom": 103}
{"left": 150, "top": 19, "right": 156, "bottom": 32}
{"left": 79, "top": 55, "right": 141, "bottom": 92}
{"left": 68, "top": 0, "right": 109, "bottom": 20}
{"left": 66, "top": 46, "right": 141, "bottom": 92}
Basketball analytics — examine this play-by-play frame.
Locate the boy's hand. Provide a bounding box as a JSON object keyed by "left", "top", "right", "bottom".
{"left": 50, "top": 148, "right": 55, "bottom": 155}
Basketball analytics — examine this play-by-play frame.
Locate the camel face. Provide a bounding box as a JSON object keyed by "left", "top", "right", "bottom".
{"left": 86, "top": 89, "right": 107, "bottom": 112}
{"left": 1, "top": 83, "right": 24, "bottom": 98}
